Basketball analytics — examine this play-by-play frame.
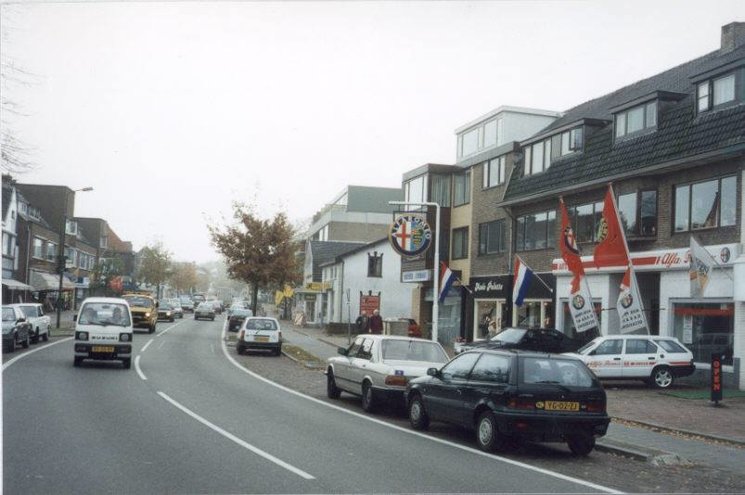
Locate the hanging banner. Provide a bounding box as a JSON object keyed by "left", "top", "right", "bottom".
{"left": 568, "top": 276, "right": 599, "bottom": 333}
{"left": 689, "top": 237, "right": 716, "bottom": 297}
{"left": 617, "top": 267, "right": 647, "bottom": 334}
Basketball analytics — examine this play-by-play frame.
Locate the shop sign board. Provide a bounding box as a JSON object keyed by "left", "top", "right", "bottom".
{"left": 402, "top": 270, "right": 432, "bottom": 283}
{"left": 711, "top": 353, "right": 723, "bottom": 403}
{"left": 360, "top": 294, "right": 380, "bottom": 314}
{"left": 389, "top": 213, "right": 432, "bottom": 257}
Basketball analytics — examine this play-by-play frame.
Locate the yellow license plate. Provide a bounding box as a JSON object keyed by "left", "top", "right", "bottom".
{"left": 254, "top": 336, "right": 269, "bottom": 342}
{"left": 544, "top": 401, "right": 579, "bottom": 411}
{"left": 92, "top": 346, "right": 115, "bottom": 353}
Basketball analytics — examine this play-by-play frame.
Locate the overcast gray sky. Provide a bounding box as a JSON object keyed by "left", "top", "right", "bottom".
{"left": 2, "top": 1, "right": 743, "bottom": 263}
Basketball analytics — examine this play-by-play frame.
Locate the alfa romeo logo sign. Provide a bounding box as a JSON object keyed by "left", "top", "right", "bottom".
{"left": 389, "top": 213, "right": 432, "bottom": 257}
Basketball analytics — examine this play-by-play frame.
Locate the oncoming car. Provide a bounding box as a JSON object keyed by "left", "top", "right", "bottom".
{"left": 564, "top": 335, "right": 695, "bottom": 388}
{"left": 237, "top": 317, "right": 282, "bottom": 356}
{"left": 405, "top": 349, "right": 609, "bottom": 455}
{"left": 326, "top": 335, "right": 450, "bottom": 413}
{"left": 73, "top": 297, "right": 133, "bottom": 369}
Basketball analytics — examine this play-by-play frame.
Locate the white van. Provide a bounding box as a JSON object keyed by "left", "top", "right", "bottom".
{"left": 74, "top": 297, "right": 133, "bottom": 369}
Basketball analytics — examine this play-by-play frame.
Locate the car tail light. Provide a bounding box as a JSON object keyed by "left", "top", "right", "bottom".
{"left": 508, "top": 398, "right": 536, "bottom": 410}
{"left": 384, "top": 375, "right": 408, "bottom": 387}
{"left": 584, "top": 401, "right": 606, "bottom": 413}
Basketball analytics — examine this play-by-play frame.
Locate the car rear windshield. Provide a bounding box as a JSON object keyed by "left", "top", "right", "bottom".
{"left": 653, "top": 339, "right": 688, "bottom": 354}
{"left": 520, "top": 357, "right": 595, "bottom": 388}
{"left": 244, "top": 319, "right": 278, "bottom": 331}
{"left": 381, "top": 340, "right": 448, "bottom": 363}
{"left": 493, "top": 328, "right": 527, "bottom": 344}
{"left": 231, "top": 309, "right": 252, "bottom": 318}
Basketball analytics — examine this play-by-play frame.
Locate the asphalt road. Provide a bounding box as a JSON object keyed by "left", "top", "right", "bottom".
{"left": 3, "top": 315, "right": 623, "bottom": 494}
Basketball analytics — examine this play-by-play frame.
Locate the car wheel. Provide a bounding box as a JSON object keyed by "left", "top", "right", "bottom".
{"left": 42, "top": 329, "right": 49, "bottom": 342}
{"left": 32, "top": 329, "right": 40, "bottom": 344}
{"left": 275, "top": 345, "right": 282, "bottom": 356}
{"left": 651, "top": 366, "right": 674, "bottom": 388}
{"left": 361, "top": 381, "right": 376, "bottom": 413}
{"left": 22, "top": 331, "right": 30, "bottom": 349}
{"left": 73, "top": 357, "right": 82, "bottom": 367}
{"left": 567, "top": 433, "right": 596, "bottom": 456}
{"left": 211, "top": 317, "right": 215, "bottom": 321}
{"left": 408, "top": 394, "right": 430, "bottom": 430}
{"left": 7, "top": 335, "right": 16, "bottom": 353}
{"left": 122, "top": 358, "right": 132, "bottom": 369}
{"left": 236, "top": 345, "right": 244, "bottom": 355}
{"left": 476, "top": 410, "right": 506, "bottom": 452}
{"left": 170, "top": 317, "right": 175, "bottom": 322}
{"left": 149, "top": 325, "right": 155, "bottom": 334}
{"left": 327, "top": 370, "right": 341, "bottom": 399}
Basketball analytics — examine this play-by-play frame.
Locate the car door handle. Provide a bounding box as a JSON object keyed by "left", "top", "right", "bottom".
{"left": 648, "top": 357, "right": 655, "bottom": 360}
{"left": 613, "top": 358, "right": 621, "bottom": 361}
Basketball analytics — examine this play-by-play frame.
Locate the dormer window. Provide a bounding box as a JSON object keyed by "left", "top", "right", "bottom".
{"left": 523, "top": 125, "right": 583, "bottom": 176}
{"left": 697, "top": 72, "right": 737, "bottom": 112}
{"left": 615, "top": 101, "right": 657, "bottom": 139}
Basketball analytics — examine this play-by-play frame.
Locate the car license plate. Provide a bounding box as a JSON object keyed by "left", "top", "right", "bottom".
{"left": 544, "top": 401, "right": 579, "bottom": 411}
{"left": 254, "top": 336, "right": 269, "bottom": 342}
{"left": 92, "top": 346, "right": 115, "bottom": 353}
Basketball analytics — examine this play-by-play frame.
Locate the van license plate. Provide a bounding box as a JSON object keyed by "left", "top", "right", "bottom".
{"left": 544, "top": 401, "right": 579, "bottom": 411}
{"left": 254, "top": 336, "right": 269, "bottom": 342}
{"left": 92, "top": 346, "right": 115, "bottom": 353}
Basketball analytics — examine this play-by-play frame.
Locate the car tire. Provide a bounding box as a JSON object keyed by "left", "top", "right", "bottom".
{"left": 149, "top": 325, "right": 155, "bottom": 334}
{"left": 170, "top": 317, "right": 175, "bottom": 322}
{"left": 32, "top": 329, "right": 40, "bottom": 344}
{"left": 22, "top": 332, "right": 30, "bottom": 349}
{"left": 361, "top": 381, "right": 376, "bottom": 413}
{"left": 567, "top": 433, "right": 596, "bottom": 456}
{"left": 275, "top": 345, "right": 282, "bottom": 356}
{"left": 236, "top": 345, "right": 244, "bottom": 355}
{"left": 650, "top": 366, "right": 674, "bottom": 388}
{"left": 211, "top": 317, "right": 215, "bottom": 321}
{"left": 408, "top": 394, "right": 430, "bottom": 430}
{"left": 476, "top": 410, "right": 506, "bottom": 452}
{"left": 73, "top": 357, "right": 82, "bottom": 367}
{"left": 122, "top": 358, "right": 131, "bottom": 369}
{"left": 42, "top": 329, "right": 49, "bottom": 342}
{"left": 327, "top": 370, "right": 342, "bottom": 399}
{"left": 7, "top": 335, "right": 16, "bottom": 353}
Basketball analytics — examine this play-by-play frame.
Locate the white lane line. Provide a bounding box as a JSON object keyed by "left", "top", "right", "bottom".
{"left": 157, "top": 391, "right": 315, "bottom": 480}
{"left": 2, "top": 337, "right": 73, "bottom": 371}
{"left": 141, "top": 339, "right": 154, "bottom": 353}
{"left": 220, "top": 327, "right": 621, "bottom": 494}
{"left": 135, "top": 355, "right": 147, "bottom": 381}
{"left": 156, "top": 319, "right": 186, "bottom": 337}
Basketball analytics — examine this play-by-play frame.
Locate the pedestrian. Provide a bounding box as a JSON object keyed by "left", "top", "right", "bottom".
{"left": 355, "top": 310, "right": 369, "bottom": 334}
{"left": 369, "top": 309, "right": 383, "bottom": 334}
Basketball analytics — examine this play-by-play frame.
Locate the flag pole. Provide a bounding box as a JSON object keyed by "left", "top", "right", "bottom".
{"left": 516, "top": 255, "right": 554, "bottom": 294}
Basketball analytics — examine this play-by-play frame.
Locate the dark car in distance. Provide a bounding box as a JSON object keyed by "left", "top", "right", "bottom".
{"left": 455, "top": 327, "right": 589, "bottom": 355}
{"left": 405, "top": 349, "right": 609, "bottom": 455}
{"left": 227, "top": 308, "right": 253, "bottom": 332}
{"left": 194, "top": 302, "right": 216, "bottom": 321}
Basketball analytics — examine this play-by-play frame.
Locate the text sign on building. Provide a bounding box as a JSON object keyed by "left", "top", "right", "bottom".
{"left": 711, "top": 353, "right": 723, "bottom": 403}
{"left": 360, "top": 294, "right": 380, "bottom": 314}
{"left": 402, "top": 270, "right": 432, "bottom": 283}
{"left": 389, "top": 212, "right": 432, "bottom": 257}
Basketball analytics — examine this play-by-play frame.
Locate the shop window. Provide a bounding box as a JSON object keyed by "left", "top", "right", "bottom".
{"left": 475, "top": 300, "right": 508, "bottom": 340}
{"left": 515, "top": 300, "right": 554, "bottom": 328}
{"left": 673, "top": 303, "right": 734, "bottom": 366}
{"left": 562, "top": 301, "right": 602, "bottom": 338}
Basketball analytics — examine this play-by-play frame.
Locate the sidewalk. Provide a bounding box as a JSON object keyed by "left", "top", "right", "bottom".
{"left": 281, "top": 320, "right": 745, "bottom": 472}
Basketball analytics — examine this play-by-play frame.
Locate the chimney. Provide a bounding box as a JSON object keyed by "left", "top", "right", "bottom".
{"left": 721, "top": 22, "right": 745, "bottom": 53}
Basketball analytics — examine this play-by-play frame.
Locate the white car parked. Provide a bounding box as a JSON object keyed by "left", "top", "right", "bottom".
{"left": 564, "top": 335, "right": 695, "bottom": 388}
{"left": 236, "top": 317, "right": 282, "bottom": 356}
{"left": 326, "top": 334, "right": 450, "bottom": 412}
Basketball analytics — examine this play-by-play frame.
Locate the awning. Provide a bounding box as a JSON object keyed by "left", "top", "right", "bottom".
{"left": 30, "top": 271, "right": 76, "bottom": 291}
{"left": 2, "top": 278, "right": 34, "bottom": 291}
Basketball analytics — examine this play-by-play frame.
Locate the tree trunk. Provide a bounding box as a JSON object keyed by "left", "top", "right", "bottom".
{"left": 251, "top": 281, "right": 259, "bottom": 316}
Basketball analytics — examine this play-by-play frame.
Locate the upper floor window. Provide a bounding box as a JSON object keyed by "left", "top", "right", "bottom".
{"left": 618, "top": 190, "right": 658, "bottom": 237}
{"left": 559, "top": 127, "right": 584, "bottom": 156}
{"left": 478, "top": 219, "right": 506, "bottom": 255}
{"left": 28, "top": 206, "right": 41, "bottom": 221}
{"left": 453, "top": 171, "right": 470, "bottom": 206}
{"left": 674, "top": 176, "right": 737, "bottom": 232}
{"left": 451, "top": 227, "right": 469, "bottom": 260}
{"left": 66, "top": 219, "right": 78, "bottom": 236}
{"left": 33, "top": 238, "right": 43, "bottom": 258}
{"left": 567, "top": 201, "right": 604, "bottom": 243}
{"left": 457, "top": 117, "right": 503, "bottom": 159}
{"left": 100, "top": 235, "right": 108, "bottom": 249}
{"left": 65, "top": 247, "right": 78, "bottom": 267}
{"left": 404, "top": 175, "right": 427, "bottom": 207}
{"left": 2, "top": 232, "right": 13, "bottom": 256}
{"left": 516, "top": 210, "right": 556, "bottom": 251}
{"left": 524, "top": 138, "right": 552, "bottom": 175}
{"left": 483, "top": 156, "right": 506, "bottom": 189}
{"left": 46, "top": 242, "right": 57, "bottom": 261}
{"left": 697, "top": 71, "right": 740, "bottom": 113}
{"left": 367, "top": 252, "right": 383, "bottom": 278}
{"left": 615, "top": 101, "right": 657, "bottom": 139}
{"left": 430, "top": 175, "right": 451, "bottom": 207}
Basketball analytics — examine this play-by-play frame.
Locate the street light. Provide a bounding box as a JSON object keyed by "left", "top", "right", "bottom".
{"left": 56, "top": 186, "right": 93, "bottom": 330}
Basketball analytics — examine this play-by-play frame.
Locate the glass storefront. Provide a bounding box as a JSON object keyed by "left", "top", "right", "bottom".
{"left": 474, "top": 299, "right": 508, "bottom": 340}
{"left": 514, "top": 299, "right": 554, "bottom": 328}
{"left": 561, "top": 301, "right": 602, "bottom": 339}
{"left": 672, "top": 302, "right": 734, "bottom": 366}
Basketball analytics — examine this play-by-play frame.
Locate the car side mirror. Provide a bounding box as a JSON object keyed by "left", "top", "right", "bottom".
{"left": 427, "top": 367, "right": 439, "bottom": 377}
{"left": 338, "top": 347, "right": 349, "bottom": 356}
{"left": 17, "top": 317, "right": 26, "bottom": 323}
{"left": 73, "top": 314, "right": 78, "bottom": 322}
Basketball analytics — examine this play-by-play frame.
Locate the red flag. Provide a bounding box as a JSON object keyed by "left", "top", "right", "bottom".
{"left": 558, "top": 198, "right": 584, "bottom": 293}
{"left": 594, "top": 186, "right": 629, "bottom": 268}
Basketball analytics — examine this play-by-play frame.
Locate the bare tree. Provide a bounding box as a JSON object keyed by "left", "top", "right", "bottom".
{"left": 137, "top": 242, "right": 172, "bottom": 300}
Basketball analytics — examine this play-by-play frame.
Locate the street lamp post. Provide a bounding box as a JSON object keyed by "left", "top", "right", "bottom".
{"left": 388, "top": 200, "right": 441, "bottom": 344}
{"left": 56, "top": 187, "right": 93, "bottom": 330}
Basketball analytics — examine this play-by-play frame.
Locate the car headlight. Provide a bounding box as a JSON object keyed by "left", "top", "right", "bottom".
{"left": 76, "top": 331, "right": 89, "bottom": 341}
{"left": 144, "top": 312, "right": 150, "bottom": 317}
{"left": 120, "top": 333, "right": 131, "bottom": 342}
